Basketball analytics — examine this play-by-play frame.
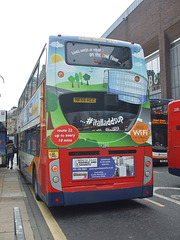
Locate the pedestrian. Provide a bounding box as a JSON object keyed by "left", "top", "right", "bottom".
{"left": 6, "top": 140, "right": 15, "bottom": 169}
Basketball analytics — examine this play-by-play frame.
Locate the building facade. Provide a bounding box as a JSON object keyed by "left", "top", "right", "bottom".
{"left": 7, "top": 107, "right": 17, "bottom": 137}
{"left": 102, "top": 0, "right": 180, "bottom": 100}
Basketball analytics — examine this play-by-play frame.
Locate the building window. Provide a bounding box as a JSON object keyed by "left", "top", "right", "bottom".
{"left": 170, "top": 38, "right": 180, "bottom": 100}
{"left": 146, "top": 51, "right": 161, "bottom": 98}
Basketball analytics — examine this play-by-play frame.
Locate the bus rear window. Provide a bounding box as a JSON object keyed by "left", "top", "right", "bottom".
{"left": 59, "top": 92, "right": 139, "bottom": 132}
{"left": 66, "top": 42, "right": 132, "bottom": 69}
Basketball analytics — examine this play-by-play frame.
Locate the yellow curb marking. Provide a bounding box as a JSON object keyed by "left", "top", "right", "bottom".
{"left": 29, "top": 186, "right": 67, "bottom": 240}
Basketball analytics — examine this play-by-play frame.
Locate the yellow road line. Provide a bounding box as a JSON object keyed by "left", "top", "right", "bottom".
{"left": 143, "top": 198, "right": 165, "bottom": 207}
{"left": 29, "top": 186, "right": 67, "bottom": 240}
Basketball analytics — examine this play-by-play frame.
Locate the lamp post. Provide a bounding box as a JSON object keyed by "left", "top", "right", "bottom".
{"left": 0, "top": 75, "right": 4, "bottom": 83}
{"left": 0, "top": 75, "right": 4, "bottom": 97}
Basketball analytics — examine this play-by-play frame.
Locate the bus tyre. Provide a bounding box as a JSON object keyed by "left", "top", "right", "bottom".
{"left": 33, "top": 168, "right": 41, "bottom": 201}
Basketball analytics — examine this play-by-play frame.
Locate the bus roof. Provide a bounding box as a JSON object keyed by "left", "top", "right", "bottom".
{"left": 49, "top": 35, "right": 141, "bottom": 49}
{"left": 150, "top": 98, "right": 173, "bottom": 107}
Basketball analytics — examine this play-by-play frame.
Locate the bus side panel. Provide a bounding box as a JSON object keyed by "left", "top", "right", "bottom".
{"left": 173, "top": 111, "right": 180, "bottom": 171}
{"left": 168, "top": 101, "right": 180, "bottom": 176}
{"left": 38, "top": 81, "right": 47, "bottom": 197}
{"left": 168, "top": 102, "right": 173, "bottom": 169}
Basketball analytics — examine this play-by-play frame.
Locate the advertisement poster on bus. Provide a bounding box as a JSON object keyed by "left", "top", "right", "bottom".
{"left": 46, "top": 36, "right": 151, "bottom": 149}
{"left": 20, "top": 90, "right": 40, "bottom": 127}
{"left": 72, "top": 156, "right": 134, "bottom": 180}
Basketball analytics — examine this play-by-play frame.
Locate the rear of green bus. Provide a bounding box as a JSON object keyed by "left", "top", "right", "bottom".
{"left": 43, "top": 35, "right": 153, "bottom": 206}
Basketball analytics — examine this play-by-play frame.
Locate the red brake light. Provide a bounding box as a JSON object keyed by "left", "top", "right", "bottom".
{"left": 146, "top": 161, "right": 151, "bottom": 167}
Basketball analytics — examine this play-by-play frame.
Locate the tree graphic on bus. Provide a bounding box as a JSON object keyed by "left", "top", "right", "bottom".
{"left": 46, "top": 91, "right": 58, "bottom": 130}
{"left": 83, "top": 73, "right": 90, "bottom": 85}
{"left": 68, "top": 75, "right": 75, "bottom": 88}
{"left": 68, "top": 72, "right": 91, "bottom": 88}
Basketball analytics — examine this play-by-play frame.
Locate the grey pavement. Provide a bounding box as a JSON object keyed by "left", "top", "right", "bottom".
{"left": 0, "top": 157, "right": 35, "bottom": 240}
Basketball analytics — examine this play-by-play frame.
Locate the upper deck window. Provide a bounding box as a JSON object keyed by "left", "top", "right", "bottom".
{"left": 66, "top": 42, "right": 132, "bottom": 69}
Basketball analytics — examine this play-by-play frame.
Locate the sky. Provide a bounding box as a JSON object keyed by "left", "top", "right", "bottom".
{"left": 0, "top": 0, "right": 134, "bottom": 111}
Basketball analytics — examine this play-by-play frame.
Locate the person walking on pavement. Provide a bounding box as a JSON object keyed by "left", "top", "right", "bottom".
{"left": 6, "top": 140, "right": 15, "bottom": 169}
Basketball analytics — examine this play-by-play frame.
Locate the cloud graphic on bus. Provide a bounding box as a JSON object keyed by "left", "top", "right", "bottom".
{"left": 50, "top": 41, "right": 64, "bottom": 48}
{"left": 132, "top": 49, "right": 144, "bottom": 59}
{"left": 135, "top": 62, "right": 143, "bottom": 67}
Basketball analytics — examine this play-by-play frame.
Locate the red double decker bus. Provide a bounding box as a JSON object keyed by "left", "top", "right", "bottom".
{"left": 168, "top": 100, "right": 180, "bottom": 176}
{"left": 17, "top": 35, "right": 153, "bottom": 206}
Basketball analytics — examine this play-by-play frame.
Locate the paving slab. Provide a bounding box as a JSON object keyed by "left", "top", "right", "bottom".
{"left": 0, "top": 160, "right": 35, "bottom": 240}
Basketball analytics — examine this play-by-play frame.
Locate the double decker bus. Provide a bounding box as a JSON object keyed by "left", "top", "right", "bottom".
{"left": 150, "top": 98, "right": 172, "bottom": 164}
{"left": 17, "top": 35, "right": 153, "bottom": 207}
{"left": 167, "top": 100, "right": 180, "bottom": 176}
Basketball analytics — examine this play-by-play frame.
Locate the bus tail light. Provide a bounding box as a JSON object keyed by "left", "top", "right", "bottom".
{"left": 143, "top": 156, "right": 153, "bottom": 185}
{"left": 146, "top": 161, "right": 151, "bottom": 167}
{"left": 49, "top": 159, "right": 62, "bottom": 191}
{"left": 52, "top": 165, "right": 58, "bottom": 172}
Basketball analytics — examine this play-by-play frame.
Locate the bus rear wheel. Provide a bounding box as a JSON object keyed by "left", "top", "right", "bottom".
{"left": 33, "top": 168, "right": 41, "bottom": 201}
